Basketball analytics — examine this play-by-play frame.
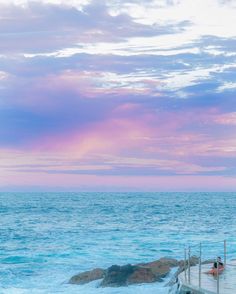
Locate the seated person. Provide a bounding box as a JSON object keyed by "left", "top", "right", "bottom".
{"left": 213, "top": 257, "right": 224, "bottom": 269}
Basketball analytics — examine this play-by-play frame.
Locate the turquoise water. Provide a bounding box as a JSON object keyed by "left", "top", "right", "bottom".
{"left": 0, "top": 192, "right": 236, "bottom": 293}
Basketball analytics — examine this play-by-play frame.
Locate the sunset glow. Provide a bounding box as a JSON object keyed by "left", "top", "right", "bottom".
{"left": 0, "top": 0, "right": 236, "bottom": 191}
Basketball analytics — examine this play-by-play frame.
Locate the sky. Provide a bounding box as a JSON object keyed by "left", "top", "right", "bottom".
{"left": 0, "top": 0, "right": 236, "bottom": 191}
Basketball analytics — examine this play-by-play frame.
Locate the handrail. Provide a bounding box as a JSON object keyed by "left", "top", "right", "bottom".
{"left": 183, "top": 240, "right": 227, "bottom": 294}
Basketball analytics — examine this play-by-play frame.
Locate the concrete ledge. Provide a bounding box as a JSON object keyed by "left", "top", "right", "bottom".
{"left": 178, "top": 271, "right": 216, "bottom": 294}
{"left": 179, "top": 282, "right": 216, "bottom": 294}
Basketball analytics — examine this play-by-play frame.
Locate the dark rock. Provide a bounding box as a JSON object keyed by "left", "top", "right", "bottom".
{"left": 69, "top": 268, "right": 105, "bottom": 285}
{"left": 158, "top": 257, "right": 179, "bottom": 267}
{"left": 100, "top": 258, "right": 177, "bottom": 287}
{"left": 140, "top": 262, "right": 171, "bottom": 280}
{"left": 69, "top": 257, "right": 185, "bottom": 287}
{"left": 127, "top": 266, "right": 157, "bottom": 284}
{"left": 138, "top": 257, "right": 178, "bottom": 269}
{"left": 100, "top": 264, "right": 135, "bottom": 287}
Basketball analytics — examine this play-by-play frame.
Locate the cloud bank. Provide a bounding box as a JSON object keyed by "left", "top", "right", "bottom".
{"left": 0, "top": 0, "right": 236, "bottom": 191}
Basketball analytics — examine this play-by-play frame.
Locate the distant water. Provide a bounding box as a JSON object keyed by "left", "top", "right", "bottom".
{"left": 0, "top": 192, "right": 236, "bottom": 293}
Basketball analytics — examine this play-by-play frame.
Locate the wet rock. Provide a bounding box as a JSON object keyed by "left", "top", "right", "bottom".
{"left": 100, "top": 264, "right": 135, "bottom": 287}
{"left": 138, "top": 261, "right": 171, "bottom": 280}
{"left": 100, "top": 259, "right": 177, "bottom": 287}
{"left": 129, "top": 261, "right": 171, "bottom": 284}
{"left": 69, "top": 257, "right": 180, "bottom": 287}
{"left": 127, "top": 266, "right": 157, "bottom": 284}
{"left": 69, "top": 268, "right": 105, "bottom": 285}
{"left": 159, "top": 257, "right": 179, "bottom": 267}
{"left": 142, "top": 257, "right": 179, "bottom": 269}
{"left": 100, "top": 263, "right": 168, "bottom": 287}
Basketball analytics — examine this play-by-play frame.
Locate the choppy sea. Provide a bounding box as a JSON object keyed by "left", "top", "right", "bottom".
{"left": 0, "top": 192, "right": 236, "bottom": 293}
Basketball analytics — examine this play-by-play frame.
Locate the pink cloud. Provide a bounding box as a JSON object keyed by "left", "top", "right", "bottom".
{"left": 213, "top": 112, "right": 236, "bottom": 125}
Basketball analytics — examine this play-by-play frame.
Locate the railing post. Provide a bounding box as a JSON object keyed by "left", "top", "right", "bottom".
{"left": 224, "top": 240, "right": 227, "bottom": 267}
{"left": 199, "top": 242, "right": 202, "bottom": 288}
{"left": 184, "top": 248, "right": 187, "bottom": 282}
{"left": 217, "top": 260, "right": 220, "bottom": 294}
{"left": 188, "top": 246, "right": 191, "bottom": 284}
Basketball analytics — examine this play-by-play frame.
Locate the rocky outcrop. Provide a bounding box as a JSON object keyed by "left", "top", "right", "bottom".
{"left": 127, "top": 266, "right": 157, "bottom": 284}
{"left": 69, "top": 257, "right": 180, "bottom": 287}
{"left": 68, "top": 256, "right": 204, "bottom": 287}
{"left": 69, "top": 268, "right": 105, "bottom": 285}
{"left": 99, "top": 261, "right": 172, "bottom": 287}
{"left": 98, "top": 262, "right": 171, "bottom": 287}
{"left": 100, "top": 264, "right": 135, "bottom": 287}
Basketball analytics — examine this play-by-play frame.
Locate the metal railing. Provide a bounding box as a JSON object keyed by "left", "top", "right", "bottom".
{"left": 184, "top": 240, "right": 227, "bottom": 294}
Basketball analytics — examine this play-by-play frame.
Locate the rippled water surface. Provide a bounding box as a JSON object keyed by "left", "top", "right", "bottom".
{"left": 0, "top": 192, "right": 236, "bottom": 293}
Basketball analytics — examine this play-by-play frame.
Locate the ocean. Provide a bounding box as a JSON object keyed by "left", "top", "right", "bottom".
{"left": 0, "top": 192, "right": 236, "bottom": 293}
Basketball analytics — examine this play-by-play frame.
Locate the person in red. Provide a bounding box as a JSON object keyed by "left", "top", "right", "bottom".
{"left": 206, "top": 256, "right": 224, "bottom": 275}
